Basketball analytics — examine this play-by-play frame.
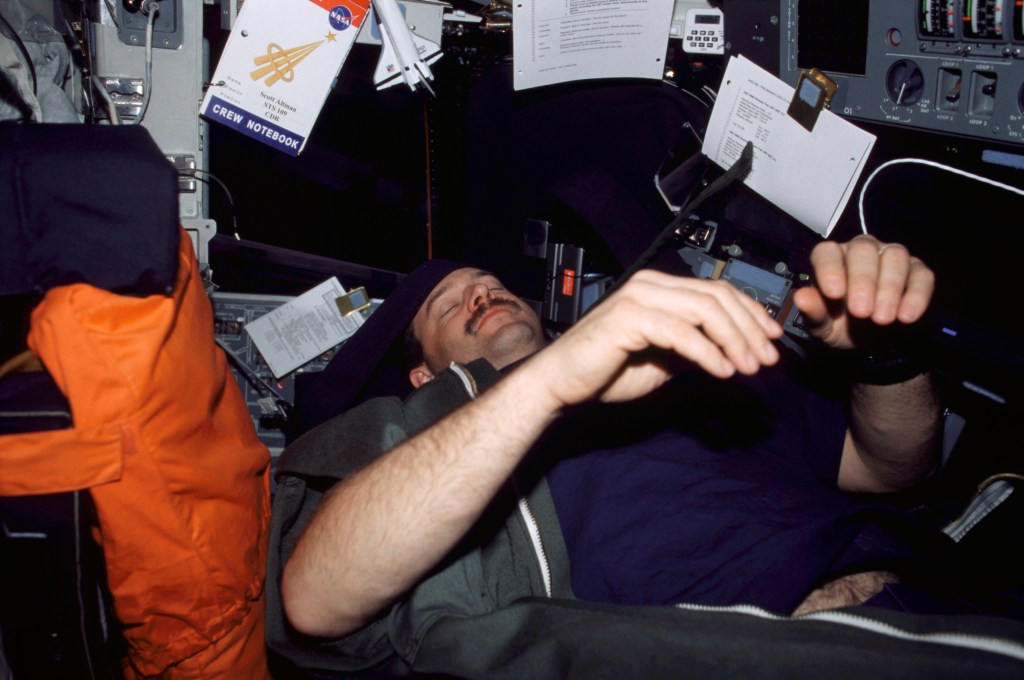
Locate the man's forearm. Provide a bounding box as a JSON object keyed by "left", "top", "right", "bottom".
{"left": 839, "top": 371, "right": 942, "bottom": 493}
{"left": 282, "top": 362, "right": 561, "bottom": 638}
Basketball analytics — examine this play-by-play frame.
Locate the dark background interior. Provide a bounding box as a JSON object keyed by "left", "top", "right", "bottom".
{"left": 198, "top": 3, "right": 1024, "bottom": 497}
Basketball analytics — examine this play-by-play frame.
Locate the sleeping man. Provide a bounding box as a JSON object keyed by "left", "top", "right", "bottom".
{"left": 264, "top": 235, "right": 1011, "bottom": 677}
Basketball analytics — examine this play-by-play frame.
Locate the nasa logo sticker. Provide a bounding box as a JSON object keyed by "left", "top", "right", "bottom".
{"left": 329, "top": 3, "right": 358, "bottom": 31}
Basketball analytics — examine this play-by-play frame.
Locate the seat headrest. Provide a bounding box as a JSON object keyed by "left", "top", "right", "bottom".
{"left": 0, "top": 123, "right": 179, "bottom": 297}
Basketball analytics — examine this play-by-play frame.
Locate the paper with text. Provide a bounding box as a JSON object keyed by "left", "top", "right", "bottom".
{"left": 245, "top": 277, "right": 364, "bottom": 378}
{"left": 702, "top": 56, "right": 876, "bottom": 236}
{"left": 200, "top": 0, "right": 369, "bottom": 156}
{"left": 512, "top": 0, "right": 675, "bottom": 90}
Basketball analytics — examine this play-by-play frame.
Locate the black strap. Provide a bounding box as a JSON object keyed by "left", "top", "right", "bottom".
{"left": 590, "top": 141, "right": 754, "bottom": 311}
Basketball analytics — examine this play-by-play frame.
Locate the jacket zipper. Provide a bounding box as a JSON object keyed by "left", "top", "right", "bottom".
{"left": 516, "top": 494, "right": 553, "bottom": 597}
{"left": 675, "top": 602, "right": 1024, "bottom": 662}
{"left": 942, "top": 476, "right": 1017, "bottom": 542}
{"left": 449, "top": 363, "right": 553, "bottom": 597}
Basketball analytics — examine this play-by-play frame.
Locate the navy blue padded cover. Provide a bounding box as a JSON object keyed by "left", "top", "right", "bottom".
{"left": 0, "top": 123, "right": 179, "bottom": 296}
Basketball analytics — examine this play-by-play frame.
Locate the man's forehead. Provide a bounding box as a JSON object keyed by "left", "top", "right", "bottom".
{"left": 419, "top": 268, "right": 496, "bottom": 317}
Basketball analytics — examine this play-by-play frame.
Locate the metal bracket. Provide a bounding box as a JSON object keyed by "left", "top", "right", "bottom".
{"left": 116, "top": 0, "right": 184, "bottom": 50}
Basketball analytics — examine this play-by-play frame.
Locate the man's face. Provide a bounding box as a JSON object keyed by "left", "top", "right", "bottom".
{"left": 408, "top": 268, "right": 545, "bottom": 387}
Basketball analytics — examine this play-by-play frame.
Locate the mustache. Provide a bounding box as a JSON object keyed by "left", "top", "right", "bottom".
{"left": 465, "top": 298, "right": 522, "bottom": 336}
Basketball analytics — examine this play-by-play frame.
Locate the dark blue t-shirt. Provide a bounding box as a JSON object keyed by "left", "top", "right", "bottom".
{"left": 543, "top": 358, "right": 953, "bottom": 615}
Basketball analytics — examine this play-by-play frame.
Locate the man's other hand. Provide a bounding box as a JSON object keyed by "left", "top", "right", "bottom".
{"left": 792, "top": 235, "right": 935, "bottom": 351}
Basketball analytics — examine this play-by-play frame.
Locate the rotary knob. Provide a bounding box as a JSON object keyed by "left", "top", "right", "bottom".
{"left": 886, "top": 60, "right": 925, "bottom": 106}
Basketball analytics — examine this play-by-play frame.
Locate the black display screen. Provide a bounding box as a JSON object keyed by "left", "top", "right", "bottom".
{"left": 797, "top": 0, "right": 870, "bottom": 76}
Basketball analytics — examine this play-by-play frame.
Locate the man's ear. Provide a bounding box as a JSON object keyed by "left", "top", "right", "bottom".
{"left": 408, "top": 363, "right": 435, "bottom": 389}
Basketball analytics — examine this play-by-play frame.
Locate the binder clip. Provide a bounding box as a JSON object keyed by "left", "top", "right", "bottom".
{"left": 787, "top": 68, "right": 838, "bottom": 132}
{"left": 335, "top": 287, "right": 372, "bottom": 317}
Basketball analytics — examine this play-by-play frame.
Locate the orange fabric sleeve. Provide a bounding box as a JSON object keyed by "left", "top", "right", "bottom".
{"left": 3, "top": 229, "right": 272, "bottom": 677}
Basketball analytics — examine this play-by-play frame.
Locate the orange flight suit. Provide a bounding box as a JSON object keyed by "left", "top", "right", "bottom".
{"left": 0, "top": 229, "right": 272, "bottom": 678}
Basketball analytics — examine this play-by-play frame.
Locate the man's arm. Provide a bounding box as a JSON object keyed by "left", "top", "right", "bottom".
{"left": 282, "top": 271, "right": 784, "bottom": 638}
{"left": 793, "top": 236, "right": 942, "bottom": 493}
{"left": 840, "top": 374, "right": 942, "bottom": 493}
{"left": 282, "top": 364, "right": 562, "bottom": 638}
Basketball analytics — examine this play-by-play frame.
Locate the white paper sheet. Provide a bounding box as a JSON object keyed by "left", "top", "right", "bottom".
{"left": 702, "top": 56, "right": 877, "bottom": 236}
{"left": 245, "top": 277, "right": 364, "bottom": 378}
{"left": 512, "top": 0, "right": 675, "bottom": 91}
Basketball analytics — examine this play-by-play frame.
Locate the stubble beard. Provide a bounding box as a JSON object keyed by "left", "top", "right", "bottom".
{"left": 465, "top": 298, "right": 523, "bottom": 336}
{"left": 464, "top": 298, "right": 543, "bottom": 369}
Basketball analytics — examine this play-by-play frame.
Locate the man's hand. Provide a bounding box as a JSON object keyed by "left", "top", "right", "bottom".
{"left": 792, "top": 235, "right": 935, "bottom": 350}
{"left": 789, "top": 236, "right": 941, "bottom": 493}
{"left": 526, "top": 269, "right": 784, "bottom": 410}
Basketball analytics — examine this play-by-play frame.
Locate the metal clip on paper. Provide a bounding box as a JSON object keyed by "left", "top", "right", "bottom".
{"left": 787, "top": 68, "right": 838, "bottom": 132}
{"left": 335, "top": 287, "right": 372, "bottom": 317}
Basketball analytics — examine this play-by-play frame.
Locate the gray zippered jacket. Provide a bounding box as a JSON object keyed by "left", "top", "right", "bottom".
{"left": 265, "top": 359, "right": 1024, "bottom": 679}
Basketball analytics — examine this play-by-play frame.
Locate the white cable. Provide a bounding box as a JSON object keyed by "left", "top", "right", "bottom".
{"left": 90, "top": 75, "right": 120, "bottom": 124}
{"left": 857, "top": 157, "right": 1024, "bottom": 235}
{"left": 135, "top": 5, "right": 158, "bottom": 124}
{"left": 670, "top": 82, "right": 712, "bottom": 114}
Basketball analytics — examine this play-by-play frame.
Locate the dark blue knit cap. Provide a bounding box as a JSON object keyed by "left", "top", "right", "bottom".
{"left": 289, "top": 259, "right": 470, "bottom": 440}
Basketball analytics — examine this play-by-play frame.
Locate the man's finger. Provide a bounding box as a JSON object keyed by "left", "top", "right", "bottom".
{"left": 623, "top": 274, "right": 782, "bottom": 368}
{"left": 872, "top": 243, "right": 912, "bottom": 324}
{"left": 843, "top": 236, "right": 884, "bottom": 319}
{"left": 896, "top": 258, "right": 935, "bottom": 324}
{"left": 808, "top": 240, "right": 849, "bottom": 299}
